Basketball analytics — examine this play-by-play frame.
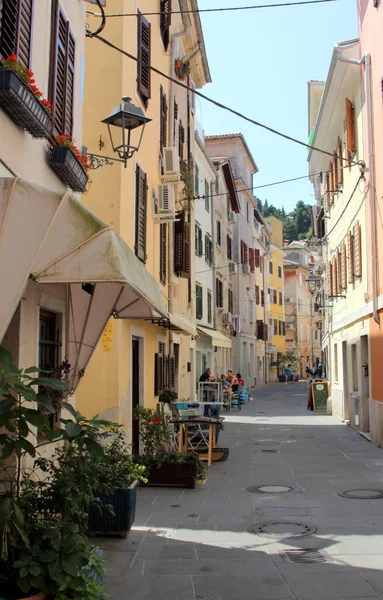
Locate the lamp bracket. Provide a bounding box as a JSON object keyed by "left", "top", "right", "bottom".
{"left": 86, "top": 153, "right": 125, "bottom": 170}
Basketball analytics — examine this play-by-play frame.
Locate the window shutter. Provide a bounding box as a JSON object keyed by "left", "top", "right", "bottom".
{"left": 325, "top": 172, "right": 330, "bottom": 211}
{"left": 354, "top": 220, "right": 362, "bottom": 278}
{"left": 345, "top": 98, "right": 356, "bottom": 157}
{"left": 240, "top": 241, "right": 244, "bottom": 264}
{"left": 174, "top": 210, "right": 190, "bottom": 277}
{"left": 329, "top": 161, "right": 335, "bottom": 204}
{"left": 134, "top": 166, "right": 147, "bottom": 262}
{"left": 228, "top": 288, "right": 233, "bottom": 314}
{"left": 338, "top": 136, "right": 343, "bottom": 185}
{"left": 227, "top": 235, "right": 232, "bottom": 260}
{"left": 50, "top": 3, "right": 75, "bottom": 135}
{"left": 333, "top": 258, "right": 338, "bottom": 296}
{"left": 333, "top": 152, "right": 339, "bottom": 190}
{"left": 154, "top": 353, "right": 164, "bottom": 395}
{"left": 168, "top": 354, "right": 175, "bottom": 389}
{"left": 196, "top": 285, "right": 203, "bottom": 319}
{"left": 249, "top": 248, "right": 255, "bottom": 272}
{"left": 160, "top": 222, "right": 167, "bottom": 284}
{"left": 348, "top": 230, "right": 355, "bottom": 283}
{"left": 160, "top": 86, "right": 168, "bottom": 152}
{"left": 194, "top": 164, "right": 199, "bottom": 196}
{"left": 273, "top": 290, "right": 277, "bottom": 304}
{"left": 216, "top": 278, "right": 223, "bottom": 308}
{"left": 337, "top": 250, "right": 342, "bottom": 294}
{"left": 255, "top": 249, "right": 260, "bottom": 268}
{"left": 341, "top": 242, "right": 347, "bottom": 289}
{"left": 257, "top": 320, "right": 264, "bottom": 340}
{"left": 160, "top": 0, "right": 171, "bottom": 51}
{"left": 329, "top": 261, "right": 333, "bottom": 297}
{"left": 207, "top": 291, "right": 212, "bottom": 323}
{"left": 244, "top": 243, "right": 248, "bottom": 264}
{"left": 279, "top": 291, "right": 283, "bottom": 305}
{"left": 0, "top": 0, "right": 34, "bottom": 68}
{"left": 205, "top": 179, "right": 210, "bottom": 212}
{"left": 256, "top": 285, "right": 260, "bottom": 305}
{"left": 269, "top": 261, "right": 273, "bottom": 274}
{"left": 261, "top": 290, "right": 264, "bottom": 306}
{"left": 137, "top": 12, "right": 151, "bottom": 105}
{"left": 198, "top": 227, "right": 203, "bottom": 256}
{"left": 178, "top": 121, "right": 184, "bottom": 160}
{"left": 216, "top": 220, "right": 221, "bottom": 246}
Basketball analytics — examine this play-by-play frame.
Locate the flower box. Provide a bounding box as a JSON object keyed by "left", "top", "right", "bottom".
{"left": 49, "top": 145, "right": 88, "bottom": 193}
{"left": 0, "top": 69, "right": 51, "bottom": 139}
{"left": 146, "top": 463, "right": 196, "bottom": 488}
{"left": 88, "top": 483, "right": 138, "bottom": 539}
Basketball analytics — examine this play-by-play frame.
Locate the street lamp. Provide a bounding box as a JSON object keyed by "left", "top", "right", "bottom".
{"left": 306, "top": 272, "right": 321, "bottom": 365}
{"left": 87, "top": 96, "right": 152, "bottom": 169}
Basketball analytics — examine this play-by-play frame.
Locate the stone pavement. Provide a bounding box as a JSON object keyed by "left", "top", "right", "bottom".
{"left": 100, "top": 382, "right": 383, "bottom": 600}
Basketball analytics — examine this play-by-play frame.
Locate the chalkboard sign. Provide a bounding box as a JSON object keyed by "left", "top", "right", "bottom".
{"left": 312, "top": 381, "right": 329, "bottom": 412}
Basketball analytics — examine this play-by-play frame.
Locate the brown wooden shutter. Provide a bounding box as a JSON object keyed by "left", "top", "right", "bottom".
{"left": 256, "top": 285, "right": 260, "bottom": 305}
{"left": 135, "top": 166, "right": 147, "bottom": 262}
{"left": 240, "top": 241, "right": 244, "bottom": 264}
{"left": 328, "top": 261, "right": 333, "bottom": 298}
{"left": 174, "top": 210, "right": 190, "bottom": 278}
{"left": 325, "top": 172, "right": 330, "bottom": 211}
{"left": 329, "top": 162, "right": 335, "bottom": 204}
{"left": 334, "top": 152, "right": 338, "bottom": 190}
{"left": 154, "top": 353, "right": 164, "bottom": 395}
{"left": 261, "top": 289, "right": 264, "bottom": 307}
{"left": 341, "top": 242, "right": 347, "bottom": 289}
{"left": 337, "top": 250, "right": 342, "bottom": 293}
{"left": 244, "top": 244, "right": 248, "bottom": 264}
{"left": 137, "top": 12, "right": 151, "bottom": 105}
{"left": 160, "top": 0, "right": 171, "bottom": 51}
{"left": 168, "top": 354, "right": 175, "bottom": 388}
{"left": 354, "top": 220, "right": 362, "bottom": 278}
{"left": 0, "top": 0, "right": 34, "bottom": 68}
{"left": 345, "top": 98, "right": 356, "bottom": 156}
{"left": 348, "top": 231, "right": 355, "bottom": 284}
{"left": 257, "top": 320, "right": 264, "bottom": 340}
{"left": 249, "top": 248, "right": 255, "bottom": 272}
{"left": 334, "top": 256, "right": 338, "bottom": 295}
{"left": 338, "top": 137, "right": 343, "bottom": 185}
{"left": 50, "top": 2, "right": 75, "bottom": 135}
{"left": 255, "top": 249, "right": 260, "bottom": 268}
{"left": 160, "top": 86, "right": 168, "bottom": 152}
{"left": 160, "top": 222, "right": 167, "bottom": 284}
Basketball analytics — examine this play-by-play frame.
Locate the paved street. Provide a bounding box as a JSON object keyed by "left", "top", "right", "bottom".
{"left": 101, "top": 382, "right": 383, "bottom": 600}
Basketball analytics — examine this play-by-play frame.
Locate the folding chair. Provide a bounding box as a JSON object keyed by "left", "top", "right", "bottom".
{"left": 178, "top": 409, "right": 210, "bottom": 451}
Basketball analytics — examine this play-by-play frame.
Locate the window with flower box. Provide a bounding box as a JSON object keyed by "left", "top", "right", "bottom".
{"left": 0, "top": 0, "right": 34, "bottom": 69}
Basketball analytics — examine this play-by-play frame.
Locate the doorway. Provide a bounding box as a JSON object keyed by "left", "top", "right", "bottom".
{"left": 132, "top": 338, "right": 140, "bottom": 455}
{"left": 342, "top": 341, "right": 349, "bottom": 421}
{"left": 360, "top": 335, "right": 370, "bottom": 433}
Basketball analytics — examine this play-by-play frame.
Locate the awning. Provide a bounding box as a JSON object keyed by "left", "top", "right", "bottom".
{"left": 197, "top": 326, "right": 232, "bottom": 348}
{"left": 169, "top": 312, "right": 197, "bottom": 337}
{"left": 0, "top": 177, "right": 167, "bottom": 390}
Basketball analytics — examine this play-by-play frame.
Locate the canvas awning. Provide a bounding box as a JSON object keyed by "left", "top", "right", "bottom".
{"left": 197, "top": 326, "right": 232, "bottom": 348}
{"left": 0, "top": 177, "right": 167, "bottom": 390}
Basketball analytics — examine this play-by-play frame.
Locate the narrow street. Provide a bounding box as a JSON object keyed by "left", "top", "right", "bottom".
{"left": 101, "top": 382, "right": 383, "bottom": 600}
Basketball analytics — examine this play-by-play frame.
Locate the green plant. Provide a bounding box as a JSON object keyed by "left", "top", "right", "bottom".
{"left": 96, "top": 428, "right": 147, "bottom": 490}
{"left": 0, "top": 53, "right": 53, "bottom": 111}
{"left": 180, "top": 159, "right": 194, "bottom": 209}
{"left": 137, "top": 451, "right": 206, "bottom": 480}
{"left": 174, "top": 57, "right": 191, "bottom": 80}
{"left": 158, "top": 388, "right": 178, "bottom": 404}
{"left": 134, "top": 406, "right": 173, "bottom": 456}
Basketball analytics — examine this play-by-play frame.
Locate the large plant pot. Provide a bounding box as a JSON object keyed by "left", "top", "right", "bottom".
{"left": 48, "top": 145, "right": 89, "bottom": 193}
{"left": 146, "top": 463, "right": 196, "bottom": 489}
{"left": 88, "top": 482, "right": 138, "bottom": 539}
{"left": 1, "top": 581, "right": 46, "bottom": 600}
{"left": 0, "top": 69, "right": 51, "bottom": 139}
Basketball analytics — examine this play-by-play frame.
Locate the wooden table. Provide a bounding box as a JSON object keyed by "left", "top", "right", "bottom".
{"left": 171, "top": 416, "right": 224, "bottom": 467}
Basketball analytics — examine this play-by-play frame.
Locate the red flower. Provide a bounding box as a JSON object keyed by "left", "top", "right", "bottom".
{"left": 7, "top": 54, "right": 17, "bottom": 62}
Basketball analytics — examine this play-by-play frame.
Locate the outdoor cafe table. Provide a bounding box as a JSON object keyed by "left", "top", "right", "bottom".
{"left": 170, "top": 416, "right": 225, "bottom": 467}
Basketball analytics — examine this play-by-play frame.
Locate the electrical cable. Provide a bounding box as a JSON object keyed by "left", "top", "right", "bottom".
{"left": 87, "top": 0, "right": 340, "bottom": 18}
{"left": 196, "top": 246, "right": 288, "bottom": 274}
{"left": 91, "top": 33, "right": 358, "bottom": 166}
{"left": 324, "top": 175, "right": 364, "bottom": 239}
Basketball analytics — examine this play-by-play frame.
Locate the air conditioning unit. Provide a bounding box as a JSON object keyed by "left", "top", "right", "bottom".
{"left": 229, "top": 263, "right": 237, "bottom": 274}
{"left": 285, "top": 297, "right": 291, "bottom": 303}
{"left": 161, "top": 147, "right": 180, "bottom": 180}
{"left": 286, "top": 324, "right": 294, "bottom": 330}
{"left": 158, "top": 184, "right": 175, "bottom": 213}
{"left": 243, "top": 264, "right": 251, "bottom": 275}
{"left": 228, "top": 211, "right": 236, "bottom": 223}
{"left": 222, "top": 312, "right": 232, "bottom": 324}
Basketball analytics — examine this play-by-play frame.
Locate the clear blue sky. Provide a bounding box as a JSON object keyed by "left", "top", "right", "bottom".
{"left": 197, "top": 0, "right": 358, "bottom": 213}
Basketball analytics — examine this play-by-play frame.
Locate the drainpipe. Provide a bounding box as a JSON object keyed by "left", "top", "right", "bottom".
{"left": 168, "top": 3, "right": 191, "bottom": 356}
{"left": 335, "top": 46, "right": 379, "bottom": 324}
{"left": 211, "top": 177, "right": 217, "bottom": 331}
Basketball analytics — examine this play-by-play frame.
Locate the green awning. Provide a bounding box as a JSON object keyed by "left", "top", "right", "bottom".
{"left": 307, "top": 129, "right": 315, "bottom": 150}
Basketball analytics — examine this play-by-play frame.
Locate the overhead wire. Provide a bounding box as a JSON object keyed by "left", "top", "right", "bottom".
{"left": 90, "top": 33, "right": 359, "bottom": 167}
{"left": 87, "top": 0, "right": 340, "bottom": 18}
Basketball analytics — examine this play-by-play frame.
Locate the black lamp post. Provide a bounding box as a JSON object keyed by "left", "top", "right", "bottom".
{"left": 87, "top": 96, "right": 152, "bottom": 169}
{"left": 306, "top": 273, "right": 321, "bottom": 365}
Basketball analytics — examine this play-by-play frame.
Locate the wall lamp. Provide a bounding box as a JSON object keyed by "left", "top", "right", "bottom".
{"left": 86, "top": 96, "right": 152, "bottom": 170}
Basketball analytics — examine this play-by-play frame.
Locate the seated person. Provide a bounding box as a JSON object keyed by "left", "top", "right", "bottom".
{"left": 227, "top": 370, "right": 239, "bottom": 392}
{"left": 236, "top": 373, "right": 245, "bottom": 389}
{"left": 199, "top": 367, "right": 216, "bottom": 382}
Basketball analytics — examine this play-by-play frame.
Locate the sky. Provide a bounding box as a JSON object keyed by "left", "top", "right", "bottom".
{"left": 197, "top": 0, "right": 358, "bottom": 213}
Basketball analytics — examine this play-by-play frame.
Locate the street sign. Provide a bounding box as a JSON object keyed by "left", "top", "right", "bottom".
{"left": 311, "top": 381, "right": 329, "bottom": 412}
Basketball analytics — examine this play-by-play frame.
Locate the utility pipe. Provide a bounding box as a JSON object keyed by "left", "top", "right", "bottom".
{"left": 335, "top": 47, "right": 379, "bottom": 324}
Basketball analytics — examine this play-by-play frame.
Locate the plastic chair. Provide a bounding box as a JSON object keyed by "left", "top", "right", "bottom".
{"left": 240, "top": 386, "right": 250, "bottom": 404}
{"left": 230, "top": 393, "right": 241, "bottom": 411}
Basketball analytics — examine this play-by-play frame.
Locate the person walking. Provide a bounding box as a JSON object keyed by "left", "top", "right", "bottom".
{"left": 284, "top": 363, "right": 292, "bottom": 384}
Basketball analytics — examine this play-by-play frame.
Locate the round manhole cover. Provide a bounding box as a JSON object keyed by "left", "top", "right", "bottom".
{"left": 248, "top": 521, "right": 317, "bottom": 539}
{"left": 253, "top": 441, "right": 280, "bottom": 446}
{"left": 338, "top": 489, "right": 383, "bottom": 499}
{"left": 247, "top": 485, "right": 293, "bottom": 494}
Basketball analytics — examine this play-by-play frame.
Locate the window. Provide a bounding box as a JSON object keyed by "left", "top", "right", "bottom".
{"left": 269, "top": 261, "right": 273, "bottom": 274}
{"left": 249, "top": 248, "right": 255, "bottom": 272}
{"left": 205, "top": 234, "right": 213, "bottom": 265}
{"left": 160, "top": 0, "right": 171, "bottom": 51}
{"left": 274, "top": 319, "right": 278, "bottom": 335}
{"left": 334, "top": 343, "right": 338, "bottom": 381}
{"left": 39, "top": 309, "right": 62, "bottom": 427}
{"left": 352, "top": 344, "right": 358, "bottom": 391}
{"left": 261, "top": 289, "right": 264, "bottom": 306}
{"left": 207, "top": 290, "right": 212, "bottom": 323}
{"left": 160, "top": 222, "right": 167, "bottom": 284}
{"left": 205, "top": 179, "right": 210, "bottom": 212}
{"left": 348, "top": 230, "right": 355, "bottom": 284}
{"left": 135, "top": 166, "right": 147, "bottom": 262}
{"left": 228, "top": 288, "right": 233, "bottom": 314}
{"left": 50, "top": 1, "right": 75, "bottom": 135}
{"left": 279, "top": 291, "right": 283, "bottom": 306}
{"left": 174, "top": 210, "right": 190, "bottom": 278}
{"left": 160, "top": 86, "right": 168, "bottom": 153}
{"left": 194, "top": 164, "right": 199, "bottom": 197}
{"left": 196, "top": 284, "right": 203, "bottom": 320}
{"left": 178, "top": 121, "right": 185, "bottom": 161}
{"left": 216, "top": 278, "right": 223, "bottom": 308}
{"left": 345, "top": 98, "right": 356, "bottom": 160}
{"left": 216, "top": 220, "right": 222, "bottom": 246}
{"left": 227, "top": 235, "right": 232, "bottom": 260}
{"left": 240, "top": 241, "right": 248, "bottom": 264}
{"left": 278, "top": 265, "right": 282, "bottom": 278}
{"left": 273, "top": 290, "right": 277, "bottom": 304}
{"left": 137, "top": 11, "right": 151, "bottom": 107}
{"left": 0, "top": 0, "right": 34, "bottom": 68}
{"left": 255, "top": 285, "right": 260, "bottom": 305}
{"left": 353, "top": 220, "right": 362, "bottom": 278}
{"left": 195, "top": 224, "right": 203, "bottom": 256}
{"left": 255, "top": 249, "right": 260, "bottom": 268}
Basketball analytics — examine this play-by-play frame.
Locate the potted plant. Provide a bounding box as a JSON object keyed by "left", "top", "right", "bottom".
{"left": 180, "top": 159, "right": 194, "bottom": 211}
{"left": 174, "top": 57, "right": 191, "bottom": 81}
{"left": 0, "top": 346, "right": 110, "bottom": 599}
{"left": 0, "top": 54, "right": 52, "bottom": 139}
{"left": 49, "top": 134, "right": 90, "bottom": 193}
{"left": 88, "top": 429, "right": 147, "bottom": 538}
{"left": 134, "top": 407, "right": 205, "bottom": 488}
{"left": 158, "top": 388, "right": 178, "bottom": 404}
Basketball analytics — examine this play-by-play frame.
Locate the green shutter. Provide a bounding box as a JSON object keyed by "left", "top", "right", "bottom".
{"left": 205, "top": 179, "right": 210, "bottom": 212}
{"left": 195, "top": 164, "right": 199, "bottom": 196}
{"left": 207, "top": 290, "right": 212, "bottom": 323}
{"left": 196, "top": 285, "right": 203, "bottom": 319}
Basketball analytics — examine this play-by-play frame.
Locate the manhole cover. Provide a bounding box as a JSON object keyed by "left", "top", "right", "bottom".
{"left": 248, "top": 521, "right": 317, "bottom": 539}
{"left": 254, "top": 441, "right": 280, "bottom": 446}
{"left": 169, "top": 504, "right": 182, "bottom": 508}
{"left": 261, "top": 450, "right": 279, "bottom": 453}
{"left": 247, "top": 485, "right": 293, "bottom": 494}
{"left": 338, "top": 489, "right": 383, "bottom": 499}
{"left": 281, "top": 549, "right": 327, "bottom": 563}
